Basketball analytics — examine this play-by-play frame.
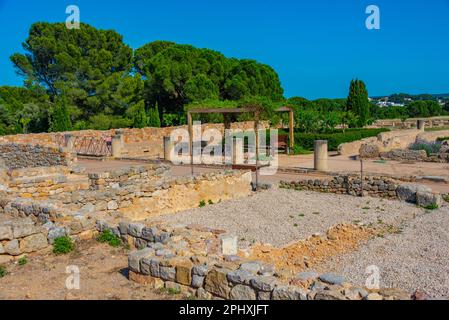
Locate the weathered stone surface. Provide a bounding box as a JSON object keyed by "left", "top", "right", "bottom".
{"left": 416, "top": 191, "right": 441, "bottom": 208}
{"left": 159, "top": 266, "right": 176, "bottom": 281}
{"left": 359, "top": 144, "right": 380, "bottom": 159}
{"left": 175, "top": 260, "right": 193, "bottom": 286}
{"left": 12, "top": 219, "right": 36, "bottom": 238}
{"left": 230, "top": 284, "right": 257, "bottom": 300}
{"left": 239, "top": 261, "right": 262, "bottom": 274}
{"left": 196, "top": 287, "right": 213, "bottom": 300}
{"left": 249, "top": 276, "right": 278, "bottom": 292}
{"left": 319, "top": 273, "right": 346, "bottom": 285}
{"left": 0, "top": 243, "right": 5, "bottom": 254}
{"left": 396, "top": 184, "right": 431, "bottom": 203}
{"left": 0, "top": 254, "right": 14, "bottom": 264}
{"left": 314, "top": 290, "right": 347, "bottom": 300}
{"left": 272, "top": 286, "right": 307, "bottom": 300}
{"left": 192, "top": 264, "right": 209, "bottom": 276}
{"left": 134, "top": 238, "right": 148, "bottom": 250}
{"left": 191, "top": 275, "right": 205, "bottom": 288}
{"left": 257, "top": 291, "right": 271, "bottom": 300}
{"left": 0, "top": 224, "right": 13, "bottom": 240}
{"left": 366, "top": 292, "right": 383, "bottom": 300}
{"left": 4, "top": 239, "right": 21, "bottom": 256}
{"left": 47, "top": 227, "right": 67, "bottom": 244}
{"left": 204, "top": 268, "right": 231, "bottom": 299}
{"left": 20, "top": 233, "right": 48, "bottom": 253}
{"left": 128, "top": 248, "right": 154, "bottom": 273}
{"left": 107, "top": 200, "right": 118, "bottom": 210}
{"left": 128, "top": 223, "right": 145, "bottom": 237}
{"left": 227, "top": 269, "right": 253, "bottom": 285}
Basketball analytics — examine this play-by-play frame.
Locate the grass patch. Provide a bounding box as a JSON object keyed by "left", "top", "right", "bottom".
{"left": 298, "top": 213, "right": 305, "bottom": 217}
{"left": 18, "top": 256, "right": 27, "bottom": 266}
{"left": 442, "top": 195, "right": 449, "bottom": 202}
{"left": 199, "top": 200, "right": 206, "bottom": 207}
{"left": 53, "top": 236, "right": 75, "bottom": 255}
{"left": 97, "top": 230, "right": 122, "bottom": 247}
{"left": 0, "top": 265, "right": 6, "bottom": 278}
{"left": 293, "top": 223, "right": 298, "bottom": 227}
{"left": 362, "top": 206, "right": 370, "bottom": 210}
{"left": 422, "top": 203, "right": 439, "bottom": 210}
{"left": 312, "top": 211, "right": 320, "bottom": 215}
{"left": 208, "top": 199, "right": 214, "bottom": 205}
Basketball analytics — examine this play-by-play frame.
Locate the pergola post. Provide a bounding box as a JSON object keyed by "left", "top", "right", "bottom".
{"left": 254, "top": 111, "right": 260, "bottom": 191}
{"left": 289, "top": 108, "right": 294, "bottom": 153}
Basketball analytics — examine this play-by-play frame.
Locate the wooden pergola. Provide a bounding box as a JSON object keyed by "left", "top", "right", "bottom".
{"left": 187, "top": 106, "right": 294, "bottom": 186}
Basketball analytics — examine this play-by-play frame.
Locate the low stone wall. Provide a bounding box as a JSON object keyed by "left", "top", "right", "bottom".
{"left": 279, "top": 175, "right": 441, "bottom": 207}
{"left": 60, "top": 166, "right": 252, "bottom": 221}
{"left": 0, "top": 121, "right": 269, "bottom": 159}
{"left": 0, "top": 196, "right": 97, "bottom": 264}
{"left": 0, "top": 143, "right": 71, "bottom": 169}
{"left": 114, "top": 221, "right": 410, "bottom": 300}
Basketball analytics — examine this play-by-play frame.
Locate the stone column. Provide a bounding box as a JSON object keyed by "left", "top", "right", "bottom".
{"left": 417, "top": 120, "right": 425, "bottom": 131}
{"left": 314, "top": 140, "right": 328, "bottom": 172}
{"left": 112, "top": 134, "right": 123, "bottom": 158}
{"left": 232, "top": 138, "right": 244, "bottom": 165}
{"left": 163, "top": 136, "right": 174, "bottom": 162}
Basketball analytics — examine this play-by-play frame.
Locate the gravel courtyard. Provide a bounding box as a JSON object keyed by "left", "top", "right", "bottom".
{"left": 153, "top": 188, "right": 449, "bottom": 297}
{"left": 153, "top": 188, "right": 427, "bottom": 247}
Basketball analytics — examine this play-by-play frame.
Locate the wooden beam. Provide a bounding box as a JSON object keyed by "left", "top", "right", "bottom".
{"left": 289, "top": 109, "right": 294, "bottom": 149}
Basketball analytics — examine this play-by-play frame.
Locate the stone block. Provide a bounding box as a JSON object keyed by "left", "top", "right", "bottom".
{"left": 20, "top": 233, "right": 48, "bottom": 253}
{"left": 204, "top": 268, "right": 231, "bottom": 299}
{"left": 128, "top": 223, "right": 145, "bottom": 237}
{"left": 249, "top": 276, "right": 278, "bottom": 292}
{"left": 12, "top": 219, "right": 36, "bottom": 238}
{"left": 272, "top": 286, "right": 307, "bottom": 300}
{"left": 160, "top": 266, "right": 176, "bottom": 281}
{"left": 128, "top": 248, "right": 155, "bottom": 273}
{"left": 0, "top": 224, "right": 13, "bottom": 240}
{"left": 416, "top": 191, "right": 441, "bottom": 208}
{"left": 175, "top": 260, "right": 193, "bottom": 286}
{"left": 230, "top": 284, "right": 256, "bottom": 300}
{"left": 220, "top": 235, "right": 237, "bottom": 256}
{"left": 191, "top": 275, "right": 205, "bottom": 288}
{"left": 4, "top": 239, "right": 21, "bottom": 256}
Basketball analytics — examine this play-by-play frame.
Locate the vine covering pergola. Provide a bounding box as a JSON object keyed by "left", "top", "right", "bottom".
{"left": 186, "top": 106, "right": 294, "bottom": 184}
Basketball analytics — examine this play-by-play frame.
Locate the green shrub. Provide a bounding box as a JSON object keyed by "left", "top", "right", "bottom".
{"left": 423, "top": 203, "right": 439, "bottom": 210}
{"left": 208, "top": 199, "right": 214, "bottom": 205}
{"left": 0, "top": 265, "right": 6, "bottom": 278}
{"left": 279, "top": 128, "right": 389, "bottom": 151}
{"left": 97, "top": 230, "right": 122, "bottom": 247}
{"left": 18, "top": 256, "right": 27, "bottom": 266}
{"left": 199, "top": 200, "right": 206, "bottom": 207}
{"left": 410, "top": 141, "right": 441, "bottom": 156}
{"left": 436, "top": 136, "right": 449, "bottom": 142}
{"left": 53, "top": 236, "right": 75, "bottom": 255}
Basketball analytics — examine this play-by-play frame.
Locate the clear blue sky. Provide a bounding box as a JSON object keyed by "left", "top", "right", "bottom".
{"left": 0, "top": 0, "right": 448, "bottom": 99}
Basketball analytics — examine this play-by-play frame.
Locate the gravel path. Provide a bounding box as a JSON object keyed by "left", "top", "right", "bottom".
{"left": 316, "top": 207, "right": 449, "bottom": 298}
{"left": 153, "top": 188, "right": 426, "bottom": 247}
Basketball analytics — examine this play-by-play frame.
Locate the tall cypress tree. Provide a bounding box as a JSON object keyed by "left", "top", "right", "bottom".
{"left": 49, "top": 97, "right": 72, "bottom": 132}
{"left": 346, "top": 79, "right": 370, "bottom": 127}
{"left": 147, "top": 102, "right": 161, "bottom": 128}
{"left": 131, "top": 100, "right": 148, "bottom": 128}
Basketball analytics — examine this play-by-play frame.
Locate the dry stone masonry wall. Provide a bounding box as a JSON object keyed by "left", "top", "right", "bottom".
{"left": 0, "top": 143, "right": 71, "bottom": 169}
{"left": 279, "top": 175, "right": 442, "bottom": 207}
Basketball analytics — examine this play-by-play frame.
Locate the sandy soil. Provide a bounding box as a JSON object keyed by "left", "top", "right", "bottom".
{"left": 0, "top": 240, "right": 176, "bottom": 300}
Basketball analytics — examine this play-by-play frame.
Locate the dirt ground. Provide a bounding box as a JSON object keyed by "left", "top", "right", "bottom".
{"left": 0, "top": 240, "right": 177, "bottom": 300}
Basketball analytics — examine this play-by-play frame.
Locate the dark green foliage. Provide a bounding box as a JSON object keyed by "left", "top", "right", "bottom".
{"left": 128, "top": 100, "right": 147, "bottom": 128}
{"left": 406, "top": 100, "right": 442, "bottom": 118}
{"left": 423, "top": 203, "right": 439, "bottom": 210}
{"left": 97, "top": 230, "right": 122, "bottom": 247}
{"left": 147, "top": 103, "right": 161, "bottom": 127}
{"left": 0, "top": 265, "right": 6, "bottom": 277}
{"left": 292, "top": 128, "right": 389, "bottom": 151}
{"left": 134, "top": 42, "right": 284, "bottom": 122}
{"left": 18, "top": 256, "right": 28, "bottom": 266}
{"left": 409, "top": 141, "right": 441, "bottom": 156}
{"left": 436, "top": 136, "right": 449, "bottom": 142}
{"left": 199, "top": 200, "right": 206, "bottom": 207}
{"left": 346, "top": 79, "right": 370, "bottom": 127}
{"left": 53, "top": 236, "right": 75, "bottom": 255}
{"left": 49, "top": 97, "right": 72, "bottom": 132}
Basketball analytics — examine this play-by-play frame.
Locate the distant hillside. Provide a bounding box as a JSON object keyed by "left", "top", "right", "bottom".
{"left": 371, "top": 93, "right": 449, "bottom": 103}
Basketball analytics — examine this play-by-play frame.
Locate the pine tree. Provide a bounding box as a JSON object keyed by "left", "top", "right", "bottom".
{"left": 147, "top": 102, "right": 161, "bottom": 127}
{"left": 131, "top": 100, "right": 148, "bottom": 128}
{"left": 49, "top": 97, "right": 72, "bottom": 132}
